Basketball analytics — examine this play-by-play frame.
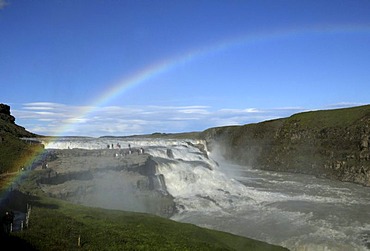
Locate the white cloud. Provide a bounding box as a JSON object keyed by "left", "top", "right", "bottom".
{"left": 12, "top": 102, "right": 357, "bottom": 137}
{"left": 38, "top": 119, "right": 55, "bottom": 122}
{"left": 23, "top": 106, "right": 54, "bottom": 111}
{"left": 35, "top": 111, "right": 56, "bottom": 116}
{"left": 12, "top": 103, "right": 284, "bottom": 136}
{"left": 219, "top": 108, "right": 261, "bottom": 114}
{"left": 23, "top": 102, "right": 65, "bottom": 108}
{"left": 178, "top": 108, "right": 210, "bottom": 114}
{"left": 63, "top": 118, "right": 88, "bottom": 124}
{"left": 324, "top": 102, "right": 367, "bottom": 109}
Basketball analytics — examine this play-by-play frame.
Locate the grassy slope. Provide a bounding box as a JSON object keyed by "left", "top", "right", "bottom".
{"left": 10, "top": 195, "right": 283, "bottom": 251}
{"left": 3, "top": 188, "right": 288, "bottom": 251}
{"left": 0, "top": 133, "right": 44, "bottom": 173}
{"left": 0, "top": 117, "right": 43, "bottom": 189}
{"left": 288, "top": 104, "right": 370, "bottom": 129}
{"left": 0, "top": 115, "right": 40, "bottom": 173}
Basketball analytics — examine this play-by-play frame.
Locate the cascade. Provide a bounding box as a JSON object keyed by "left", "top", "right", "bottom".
{"left": 42, "top": 137, "right": 370, "bottom": 251}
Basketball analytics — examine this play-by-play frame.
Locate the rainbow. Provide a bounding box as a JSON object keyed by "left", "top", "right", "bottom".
{"left": 0, "top": 142, "right": 46, "bottom": 208}
{"left": 87, "top": 24, "right": 370, "bottom": 108}
{"left": 57, "top": 23, "right": 370, "bottom": 136}
{"left": 1, "top": 24, "right": 370, "bottom": 206}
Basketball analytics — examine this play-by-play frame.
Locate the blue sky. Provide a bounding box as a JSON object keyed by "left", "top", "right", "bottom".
{"left": 1, "top": 0, "right": 370, "bottom": 137}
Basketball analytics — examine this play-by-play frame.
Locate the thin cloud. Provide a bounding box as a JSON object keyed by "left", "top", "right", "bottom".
{"left": 12, "top": 102, "right": 360, "bottom": 137}
{"left": 178, "top": 108, "right": 210, "bottom": 114}
{"left": 35, "top": 111, "right": 56, "bottom": 116}
{"left": 324, "top": 102, "right": 367, "bottom": 109}
{"left": 38, "top": 119, "right": 55, "bottom": 122}
{"left": 23, "top": 102, "right": 66, "bottom": 108}
{"left": 218, "top": 108, "right": 262, "bottom": 114}
{"left": 22, "top": 106, "right": 54, "bottom": 111}
{"left": 243, "top": 108, "right": 260, "bottom": 113}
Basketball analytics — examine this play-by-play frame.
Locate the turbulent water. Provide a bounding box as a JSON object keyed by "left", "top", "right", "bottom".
{"left": 43, "top": 137, "right": 370, "bottom": 251}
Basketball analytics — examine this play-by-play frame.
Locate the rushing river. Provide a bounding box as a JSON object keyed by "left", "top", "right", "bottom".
{"left": 44, "top": 137, "right": 370, "bottom": 251}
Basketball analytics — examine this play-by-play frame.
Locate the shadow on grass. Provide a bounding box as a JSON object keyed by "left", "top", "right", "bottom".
{"left": 1, "top": 190, "right": 59, "bottom": 212}
{"left": 30, "top": 200, "right": 59, "bottom": 210}
{"left": 1, "top": 190, "right": 36, "bottom": 213}
{"left": 0, "top": 234, "right": 37, "bottom": 250}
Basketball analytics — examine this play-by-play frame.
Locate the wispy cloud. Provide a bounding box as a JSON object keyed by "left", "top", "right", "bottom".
{"left": 10, "top": 102, "right": 360, "bottom": 137}
{"left": 324, "top": 102, "right": 367, "bottom": 109}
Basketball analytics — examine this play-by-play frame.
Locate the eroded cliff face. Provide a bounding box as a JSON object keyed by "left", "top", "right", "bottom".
{"left": 36, "top": 149, "right": 175, "bottom": 217}
{"left": 0, "top": 103, "right": 36, "bottom": 138}
{"left": 201, "top": 105, "right": 370, "bottom": 187}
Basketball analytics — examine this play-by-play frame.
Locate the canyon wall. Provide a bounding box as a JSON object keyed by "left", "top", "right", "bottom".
{"left": 201, "top": 105, "right": 370, "bottom": 186}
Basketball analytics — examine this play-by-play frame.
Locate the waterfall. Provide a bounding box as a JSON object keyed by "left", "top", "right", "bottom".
{"left": 42, "top": 137, "right": 370, "bottom": 251}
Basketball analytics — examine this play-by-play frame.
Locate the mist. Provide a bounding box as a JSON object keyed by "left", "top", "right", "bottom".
{"left": 81, "top": 170, "right": 151, "bottom": 213}
{"left": 207, "top": 141, "right": 252, "bottom": 180}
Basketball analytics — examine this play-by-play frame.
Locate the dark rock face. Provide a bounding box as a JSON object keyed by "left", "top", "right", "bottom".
{"left": 201, "top": 105, "right": 370, "bottom": 187}
{"left": 0, "top": 103, "right": 36, "bottom": 137}
{"left": 0, "top": 104, "right": 11, "bottom": 115}
{"left": 37, "top": 149, "right": 176, "bottom": 218}
{"left": 0, "top": 103, "right": 15, "bottom": 124}
{"left": 166, "top": 149, "right": 174, "bottom": 158}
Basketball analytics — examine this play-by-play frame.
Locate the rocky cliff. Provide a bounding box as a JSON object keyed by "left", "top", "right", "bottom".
{"left": 201, "top": 105, "right": 370, "bottom": 187}
{"left": 0, "top": 103, "right": 36, "bottom": 138}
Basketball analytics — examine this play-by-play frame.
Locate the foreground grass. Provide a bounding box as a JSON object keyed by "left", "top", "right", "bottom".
{"left": 5, "top": 194, "right": 288, "bottom": 251}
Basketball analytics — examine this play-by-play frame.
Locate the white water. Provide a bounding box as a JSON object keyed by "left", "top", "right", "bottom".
{"left": 43, "top": 137, "right": 370, "bottom": 251}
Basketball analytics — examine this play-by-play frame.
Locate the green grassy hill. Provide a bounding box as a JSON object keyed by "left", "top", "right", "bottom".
{"left": 0, "top": 103, "right": 43, "bottom": 186}
{"left": 0, "top": 133, "right": 43, "bottom": 174}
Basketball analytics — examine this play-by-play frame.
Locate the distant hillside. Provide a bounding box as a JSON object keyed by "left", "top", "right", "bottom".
{"left": 201, "top": 105, "right": 370, "bottom": 187}
{"left": 101, "top": 131, "right": 203, "bottom": 139}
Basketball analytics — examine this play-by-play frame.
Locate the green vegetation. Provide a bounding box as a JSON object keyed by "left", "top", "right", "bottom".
{"left": 0, "top": 109, "right": 40, "bottom": 176}
{"left": 0, "top": 131, "right": 44, "bottom": 192}
{"left": 288, "top": 104, "right": 370, "bottom": 129}
{"left": 0, "top": 133, "right": 44, "bottom": 174}
{"left": 4, "top": 194, "right": 286, "bottom": 251}
{"left": 104, "top": 131, "right": 203, "bottom": 140}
